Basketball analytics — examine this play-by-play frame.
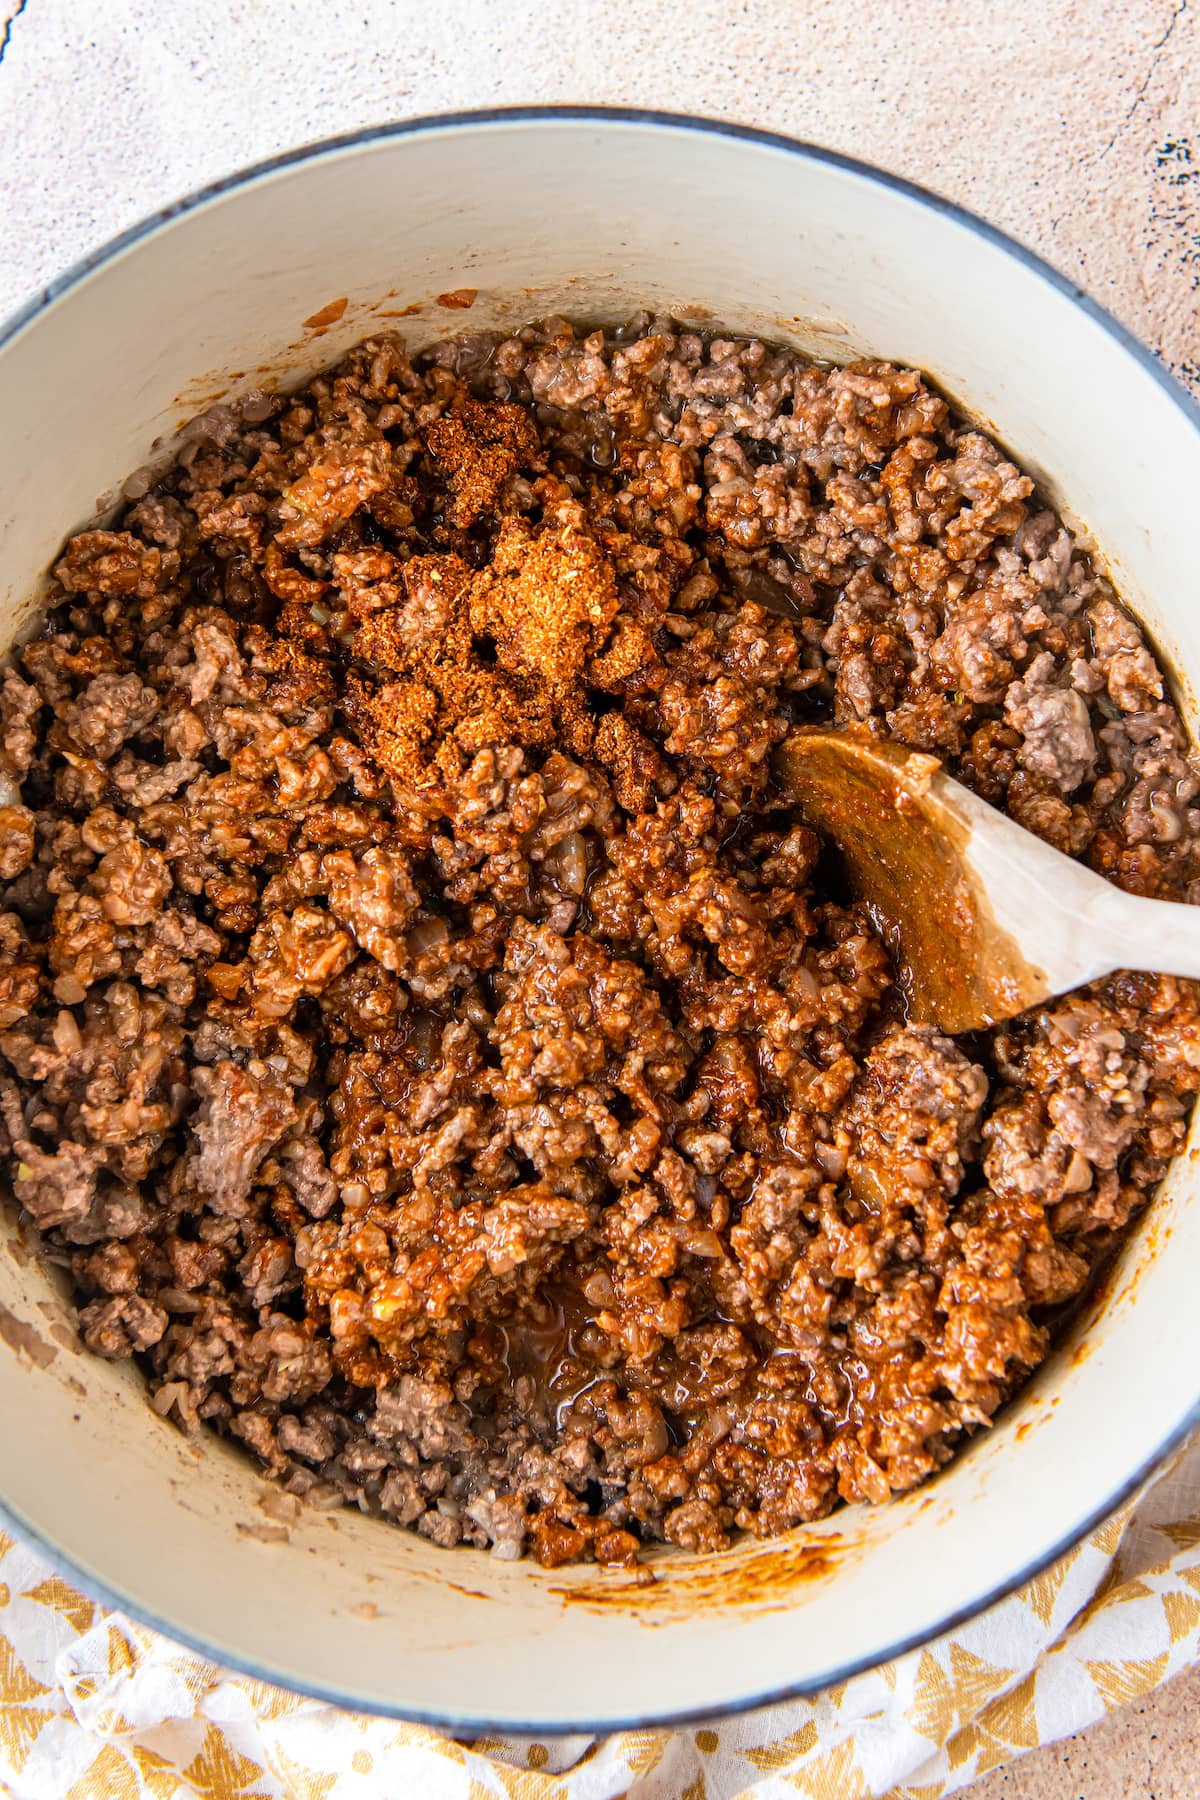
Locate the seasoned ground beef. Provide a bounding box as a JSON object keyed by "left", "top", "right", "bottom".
{"left": 4, "top": 316, "right": 1200, "bottom": 1565}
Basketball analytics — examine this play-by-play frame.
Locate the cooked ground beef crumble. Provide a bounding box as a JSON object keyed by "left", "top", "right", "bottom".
{"left": 3, "top": 316, "right": 1199, "bottom": 1566}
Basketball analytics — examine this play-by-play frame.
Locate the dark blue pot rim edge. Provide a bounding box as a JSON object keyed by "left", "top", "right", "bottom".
{"left": 4, "top": 1399, "right": 1199, "bottom": 1736}
{"left": 1, "top": 101, "right": 1199, "bottom": 1736}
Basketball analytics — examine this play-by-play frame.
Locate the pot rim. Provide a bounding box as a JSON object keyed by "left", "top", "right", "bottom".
{"left": 2, "top": 103, "right": 1199, "bottom": 1734}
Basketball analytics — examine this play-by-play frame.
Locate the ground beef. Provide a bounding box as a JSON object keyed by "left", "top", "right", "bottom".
{"left": 4, "top": 316, "right": 1199, "bottom": 1564}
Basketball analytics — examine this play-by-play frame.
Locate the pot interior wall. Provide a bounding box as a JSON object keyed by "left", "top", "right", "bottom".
{"left": 0, "top": 116, "right": 1197, "bottom": 1729}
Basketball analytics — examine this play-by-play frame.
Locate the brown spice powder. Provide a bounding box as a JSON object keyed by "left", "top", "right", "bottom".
{"left": 316, "top": 404, "right": 627, "bottom": 789}
{"left": 424, "top": 395, "right": 538, "bottom": 527}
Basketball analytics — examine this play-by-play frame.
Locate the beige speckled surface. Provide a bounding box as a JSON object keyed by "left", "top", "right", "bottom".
{"left": 1, "top": 0, "right": 1198, "bottom": 378}
{"left": 960, "top": 1659, "right": 1200, "bottom": 1799}
{"left": 2, "top": 0, "right": 1200, "bottom": 379}
{"left": 0, "top": 4, "right": 1198, "bottom": 1795}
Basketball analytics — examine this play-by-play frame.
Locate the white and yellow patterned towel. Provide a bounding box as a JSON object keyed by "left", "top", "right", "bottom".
{"left": 2, "top": 1435, "right": 1199, "bottom": 1799}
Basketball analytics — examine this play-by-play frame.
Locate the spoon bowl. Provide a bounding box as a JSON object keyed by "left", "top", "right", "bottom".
{"left": 777, "top": 726, "right": 1200, "bottom": 1032}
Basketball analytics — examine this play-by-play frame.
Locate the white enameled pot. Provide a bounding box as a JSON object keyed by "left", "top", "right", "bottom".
{"left": 1, "top": 109, "right": 1198, "bottom": 1733}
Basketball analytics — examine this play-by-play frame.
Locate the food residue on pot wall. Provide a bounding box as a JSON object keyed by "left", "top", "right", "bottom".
{"left": 303, "top": 297, "right": 350, "bottom": 330}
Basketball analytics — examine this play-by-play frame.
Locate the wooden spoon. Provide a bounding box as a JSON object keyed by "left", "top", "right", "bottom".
{"left": 776, "top": 725, "right": 1200, "bottom": 1034}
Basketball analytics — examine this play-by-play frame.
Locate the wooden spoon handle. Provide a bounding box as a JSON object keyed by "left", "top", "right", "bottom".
{"left": 776, "top": 725, "right": 1200, "bottom": 1028}
{"left": 1079, "top": 882, "right": 1200, "bottom": 985}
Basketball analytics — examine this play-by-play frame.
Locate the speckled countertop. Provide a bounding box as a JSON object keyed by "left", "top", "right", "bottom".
{"left": 1, "top": 3, "right": 1198, "bottom": 1795}
{"left": 2, "top": 0, "right": 1197, "bottom": 390}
